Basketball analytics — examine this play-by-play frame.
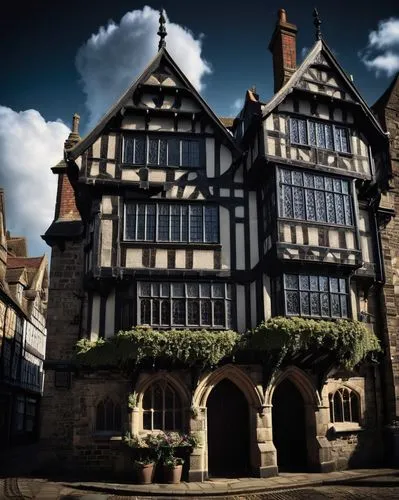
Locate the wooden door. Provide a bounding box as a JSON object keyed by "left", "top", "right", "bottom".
{"left": 272, "top": 379, "right": 308, "bottom": 471}
{"left": 207, "top": 379, "right": 250, "bottom": 477}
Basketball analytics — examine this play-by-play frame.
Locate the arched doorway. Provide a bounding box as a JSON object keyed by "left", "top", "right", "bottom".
{"left": 272, "top": 379, "right": 308, "bottom": 471}
{"left": 207, "top": 379, "right": 250, "bottom": 477}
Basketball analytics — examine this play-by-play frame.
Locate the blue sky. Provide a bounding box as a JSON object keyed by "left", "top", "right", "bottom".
{"left": 0, "top": 0, "right": 398, "bottom": 257}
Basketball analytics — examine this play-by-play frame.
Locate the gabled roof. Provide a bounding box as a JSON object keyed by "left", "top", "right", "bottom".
{"left": 262, "top": 39, "right": 388, "bottom": 140}
{"left": 67, "top": 47, "right": 240, "bottom": 160}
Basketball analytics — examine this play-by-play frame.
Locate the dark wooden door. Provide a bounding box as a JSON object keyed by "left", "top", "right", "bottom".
{"left": 272, "top": 379, "right": 308, "bottom": 471}
{"left": 207, "top": 379, "right": 250, "bottom": 477}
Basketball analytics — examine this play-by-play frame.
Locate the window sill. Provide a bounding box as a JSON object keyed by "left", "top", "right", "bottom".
{"left": 121, "top": 241, "right": 221, "bottom": 249}
{"left": 92, "top": 432, "right": 122, "bottom": 441}
{"left": 277, "top": 217, "right": 354, "bottom": 230}
{"left": 121, "top": 163, "right": 202, "bottom": 170}
{"left": 328, "top": 423, "right": 363, "bottom": 433}
{"left": 290, "top": 143, "right": 352, "bottom": 158}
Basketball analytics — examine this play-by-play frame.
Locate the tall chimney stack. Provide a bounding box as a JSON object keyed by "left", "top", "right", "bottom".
{"left": 269, "top": 9, "right": 298, "bottom": 93}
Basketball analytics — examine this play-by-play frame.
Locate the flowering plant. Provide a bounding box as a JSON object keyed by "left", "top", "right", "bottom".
{"left": 163, "top": 456, "right": 184, "bottom": 467}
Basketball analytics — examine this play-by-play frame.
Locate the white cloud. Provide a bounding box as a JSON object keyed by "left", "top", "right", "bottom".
{"left": 231, "top": 98, "right": 244, "bottom": 114}
{"left": 300, "top": 47, "right": 309, "bottom": 59}
{"left": 76, "top": 5, "right": 212, "bottom": 127}
{"left": 361, "top": 18, "right": 399, "bottom": 77}
{"left": 0, "top": 107, "right": 69, "bottom": 255}
{"left": 368, "top": 18, "right": 399, "bottom": 49}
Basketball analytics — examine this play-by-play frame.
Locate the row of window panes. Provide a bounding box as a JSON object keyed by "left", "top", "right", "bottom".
{"left": 96, "top": 399, "right": 122, "bottom": 432}
{"left": 284, "top": 274, "right": 348, "bottom": 318}
{"left": 290, "top": 117, "right": 350, "bottom": 153}
{"left": 125, "top": 203, "right": 219, "bottom": 243}
{"left": 139, "top": 282, "right": 232, "bottom": 328}
{"left": 123, "top": 135, "right": 201, "bottom": 167}
{"left": 279, "top": 169, "right": 353, "bottom": 226}
{"left": 140, "top": 282, "right": 230, "bottom": 299}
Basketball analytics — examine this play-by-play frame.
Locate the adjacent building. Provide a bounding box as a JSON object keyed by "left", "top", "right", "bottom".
{"left": 40, "top": 9, "right": 397, "bottom": 479}
{"left": 0, "top": 189, "right": 48, "bottom": 448}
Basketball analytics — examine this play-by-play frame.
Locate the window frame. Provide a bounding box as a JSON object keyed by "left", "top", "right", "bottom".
{"left": 283, "top": 273, "right": 349, "bottom": 319}
{"left": 122, "top": 134, "right": 202, "bottom": 168}
{"left": 278, "top": 168, "right": 354, "bottom": 228}
{"left": 95, "top": 397, "right": 122, "bottom": 434}
{"left": 329, "top": 387, "right": 360, "bottom": 425}
{"left": 289, "top": 116, "right": 351, "bottom": 154}
{"left": 142, "top": 381, "right": 183, "bottom": 432}
{"left": 124, "top": 202, "right": 219, "bottom": 244}
{"left": 137, "top": 282, "right": 232, "bottom": 329}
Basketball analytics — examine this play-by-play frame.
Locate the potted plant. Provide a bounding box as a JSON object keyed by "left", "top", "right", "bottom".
{"left": 162, "top": 455, "right": 185, "bottom": 484}
{"left": 123, "top": 433, "right": 156, "bottom": 484}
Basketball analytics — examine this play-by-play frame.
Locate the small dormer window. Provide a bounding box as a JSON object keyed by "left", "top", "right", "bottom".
{"left": 290, "top": 117, "right": 350, "bottom": 154}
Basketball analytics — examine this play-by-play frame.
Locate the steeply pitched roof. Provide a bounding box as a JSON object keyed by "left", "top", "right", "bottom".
{"left": 262, "top": 39, "right": 388, "bottom": 140}
{"left": 67, "top": 47, "right": 240, "bottom": 161}
{"left": 372, "top": 72, "right": 399, "bottom": 113}
{"left": 7, "top": 236, "right": 27, "bottom": 257}
{"left": 7, "top": 256, "right": 43, "bottom": 270}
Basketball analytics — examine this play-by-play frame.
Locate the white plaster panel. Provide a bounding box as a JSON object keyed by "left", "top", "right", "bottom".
{"left": 265, "top": 115, "right": 274, "bottom": 131}
{"left": 91, "top": 294, "right": 101, "bottom": 341}
{"left": 235, "top": 206, "right": 244, "bottom": 218}
{"left": 283, "top": 224, "right": 291, "bottom": 243}
{"left": 125, "top": 249, "right": 143, "bottom": 268}
{"left": 90, "top": 161, "right": 99, "bottom": 176}
{"left": 317, "top": 104, "right": 329, "bottom": 119}
{"left": 148, "top": 117, "right": 174, "bottom": 131}
{"left": 220, "top": 145, "right": 232, "bottom": 174}
{"left": 107, "top": 133, "right": 116, "bottom": 159}
{"left": 106, "top": 163, "right": 115, "bottom": 177}
{"left": 75, "top": 156, "right": 82, "bottom": 168}
{"left": 180, "top": 98, "right": 200, "bottom": 112}
{"left": 121, "top": 116, "right": 145, "bottom": 129}
{"left": 234, "top": 189, "right": 244, "bottom": 198}
{"left": 149, "top": 170, "right": 167, "bottom": 183}
{"left": 299, "top": 100, "right": 310, "bottom": 115}
{"left": 220, "top": 188, "right": 230, "bottom": 197}
{"left": 92, "top": 138, "right": 101, "bottom": 158}
{"left": 104, "top": 290, "right": 115, "bottom": 339}
{"left": 234, "top": 165, "right": 244, "bottom": 182}
{"left": 206, "top": 137, "right": 215, "bottom": 178}
{"left": 351, "top": 281, "right": 358, "bottom": 321}
{"left": 358, "top": 210, "right": 369, "bottom": 232}
{"left": 100, "top": 220, "right": 113, "bottom": 267}
{"left": 182, "top": 185, "right": 196, "bottom": 198}
{"left": 235, "top": 223, "right": 245, "bottom": 270}
{"left": 345, "top": 232, "right": 355, "bottom": 249}
{"left": 175, "top": 250, "right": 186, "bottom": 269}
{"left": 155, "top": 250, "right": 168, "bottom": 268}
{"left": 236, "top": 285, "right": 246, "bottom": 333}
{"left": 101, "top": 196, "right": 113, "bottom": 215}
{"left": 295, "top": 226, "right": 304, "bottom": 245}
{"left": 193, "top": 250, "right": 214, "bottom": 269}
{"left": 328, "top": 230, "right": 339, "bottom": 248}
{"left": 361, "top": 235, "right": 372, "bottom": 263}
{"left": 121, "top": 170, "right": 140, "bottom": 181}
{"left": 220, "top": 207, "right": 231, "bottom": 269}
{"left": 263, "top": 274, "right": 271, "bottom": 320}
{"left": 166, "top": 186, "right": 179, "bottom": 198}
{"left": 333, "top": 108, "right": 343, "bottom": 122}
{"left": 249, "top": 192, "right": 259, "bottom": 268}
{"left": 308, "top": 227, "right": 318, "bottom": 246}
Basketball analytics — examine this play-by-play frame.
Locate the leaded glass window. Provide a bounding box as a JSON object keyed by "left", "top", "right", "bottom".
{"left": 283, "top": 274, "right": 348, "bottom": 318}
{"left": 138, "top": 282, "right": 232, "bottom": 328}
{"left": 290, "top": 118, "right": 350, "bottom": 153}
{"left": 329, "top": 388, "right": 360, "bottom": 423}
{"left": 123, "top": 135, "right": 201, "bottom": 167}
{"left": 125, "top": 203, "right": 219, "bottom": 243}
{"left": 143, "top": 382, "right": 182, "bottom": 431}
{"left": 279, "top": 169, "right": 353, "bottom": 226}
{"left": 96, "top": 398, "right": 122, "bottom": 432}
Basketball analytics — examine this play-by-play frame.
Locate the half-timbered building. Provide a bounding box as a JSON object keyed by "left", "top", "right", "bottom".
{"left": 41, "top": 9, "right": 395, "bottom": 479}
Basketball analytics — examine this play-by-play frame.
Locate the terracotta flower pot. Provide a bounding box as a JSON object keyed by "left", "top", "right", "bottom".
{"left": 163, "top": 464, "right": 183, "bottom": 484}
{"left": 135, "top": 462, "right": 155, "bottom": 484}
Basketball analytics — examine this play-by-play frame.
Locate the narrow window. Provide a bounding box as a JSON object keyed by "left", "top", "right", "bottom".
{"left": 142, "top": 382, "right": 182, "bottom": 431}
{"left": 329, "top": 388, "right": 360, "bottom": 424}
{"left": 96, "top": 398, "right": 121, "bottom": 432}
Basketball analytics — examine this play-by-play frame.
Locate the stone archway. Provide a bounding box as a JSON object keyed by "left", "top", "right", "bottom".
{"left": 190, "top": 364, "right": 276, "bottom": 480}
{"left": 207, "top": 378, "right": 250, "bottom": 477}
{"left": 266, "top": 366, "right": 334, "bottom": 473}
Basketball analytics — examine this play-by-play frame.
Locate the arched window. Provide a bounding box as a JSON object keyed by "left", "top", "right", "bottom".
{"left": 96, "top": 398, "right": 122, "bottom": 432}
{"left": 329, "top": 388, "right": 359, "bottom": 423}
{"left": 142, "top": 381, "right": 182, "bottom": 431}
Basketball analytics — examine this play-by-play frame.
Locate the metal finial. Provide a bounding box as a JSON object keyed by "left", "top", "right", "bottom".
{"left": 158, "top": 9, "right": 167, "bottom": 50}
{"left": 313, "top": 8, "right": 322, "bottom": 40}
{"left": 250, "top": 85, "right": 257, "bottom": 94}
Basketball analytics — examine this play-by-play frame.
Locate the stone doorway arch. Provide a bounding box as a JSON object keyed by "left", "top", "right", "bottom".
{"left": 266, "top": 366, "right": 334, "bottom": 473}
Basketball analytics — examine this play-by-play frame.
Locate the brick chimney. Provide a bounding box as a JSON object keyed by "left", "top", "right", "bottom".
{"left": 269, "top": 9, "right": 298, "bottom": 93}
{"left": 52, "top": 114, "right": 81, "bottom": 221}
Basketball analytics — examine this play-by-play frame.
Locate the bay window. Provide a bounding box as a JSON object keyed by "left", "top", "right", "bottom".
{"left": 125, "top": 203, "right": 219, "bottom": 243}
{"left": 279, "top": 169, "right": 353, "bottom": 226}
{"left": 138, "top": 282, "right": 232, "bottom": 328}
{"left": 283, "top": 274, "right": 348, "bottom": 318}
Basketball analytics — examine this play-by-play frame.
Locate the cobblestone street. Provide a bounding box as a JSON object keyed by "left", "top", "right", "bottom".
{"left": 1, "top": 473, "right": 399, "bottom": 499}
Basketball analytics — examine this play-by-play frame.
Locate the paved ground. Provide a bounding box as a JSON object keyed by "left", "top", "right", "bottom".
{"left": 0, "top": 471, "right": 399, "bottom": 499}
